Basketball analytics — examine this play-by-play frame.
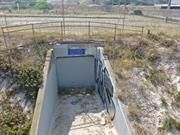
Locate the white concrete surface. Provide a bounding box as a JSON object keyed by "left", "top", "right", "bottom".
{"left": 51, "top": 89, "right": 117, "bottom": 135}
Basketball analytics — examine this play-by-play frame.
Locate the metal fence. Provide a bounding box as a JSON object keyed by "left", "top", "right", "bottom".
{"left": 0, "top": 21, "right": 144, "bottom": 52}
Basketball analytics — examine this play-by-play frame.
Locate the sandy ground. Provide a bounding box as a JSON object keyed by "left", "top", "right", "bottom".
{"left": 51, "top": 90, "right": 117, "bottom": 135}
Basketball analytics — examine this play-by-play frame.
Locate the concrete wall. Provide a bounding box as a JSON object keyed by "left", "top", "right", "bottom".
{"left": 30, "top": 50, "right": 58, "bottom": 135}
{"left": 56, "top": 56, "right": 95, "bottom": 88}
{"left": 36, "top": 63, "right": 58, "bottom": 135}
{"left": 100, "top": 48, "right": 133, "bottom": 135}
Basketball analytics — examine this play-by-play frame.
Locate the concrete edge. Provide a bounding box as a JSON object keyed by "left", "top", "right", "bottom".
{"left": 29, "top": 49, "right": 53, "bottom": 135}
{"left": 104, "top": 58, "right": 133, "bottom": 135}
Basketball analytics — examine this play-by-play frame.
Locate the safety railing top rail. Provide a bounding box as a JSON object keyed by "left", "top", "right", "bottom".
{"left": 1, "top": 20, "right": 144, "bottom": 29}
{"left": 0, "top": 20, "right": 144, "bottom": 54}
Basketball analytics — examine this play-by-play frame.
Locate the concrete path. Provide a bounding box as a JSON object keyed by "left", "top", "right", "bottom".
{"left": 51, "top": 89, "right": 117, "bottom": 135}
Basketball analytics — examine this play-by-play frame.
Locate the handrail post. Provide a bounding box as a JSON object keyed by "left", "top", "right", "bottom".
{"left": 2, "top": 27, "right": 8, "bottom": 50}
{"left": 114, "top": 24, "right": 117, "bottom": 41}
{"left": 88, "top": 21, "right": 91, "bottom": 41}
{"left": 141, "top": 26, "right": 144, "bottom": 41}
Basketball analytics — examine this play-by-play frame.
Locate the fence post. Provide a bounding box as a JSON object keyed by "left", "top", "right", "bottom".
{"left": 2, "top": 27, "right": 8, "bottom": 50}
{"left": 61, "top": 21, "right": 64, "bottom": 41}
{"left": 114, "top": 24, "right": 117, "bottom": 41}
{"left": 88, "top": 21, "right": 91, "bottom": 41}
{"left": 32, "top": 24, "right": 36, "bottom": 43}
{"left": 122, "top": 15, "right": 125, "bottom": 32}
{"left": 141, "top": 26, "right": 144, "bottom": 41}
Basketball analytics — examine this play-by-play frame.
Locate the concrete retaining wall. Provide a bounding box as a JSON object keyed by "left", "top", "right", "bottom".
{"left": 30, "top": 42, "right": 133, "bottom": 135}
{"left": 30, "top": 50, "right": 58, "bottom": 135}
{"left": 102, "top": 49, "right": 133, "bottom": 135}
{"left": 36, "top": 63, "right": 58, "bottom": 135}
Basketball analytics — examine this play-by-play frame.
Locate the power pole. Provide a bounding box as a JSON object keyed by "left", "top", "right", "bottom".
{"left": 165, "top": 0, "right": 171, "bottom": 23}
{"left": 4, "top": 14, "right": 8, "bottom": 26}
{"left": 62, "top": 0, "right": 65, "bottom": 34}
{"left": 122, "top": 0, "right": 127, "bottom": 32}
{"left": 117, "top": 0, "right": 121, "bottom": 24}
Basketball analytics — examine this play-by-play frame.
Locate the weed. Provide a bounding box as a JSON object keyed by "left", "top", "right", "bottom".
{"left": 115, "top": 70, "right": 130, "bottom": 80}
{"left": 118, "top": 90, "right": 133, "bottom": 103}
{"left": 0, "top": 57, "right": 43, "bottom": 100}
{"left": 161, "top": 96, "right": 167, "bottom": 107}
{"left": 160, "top": 40, "right": 176, "bottom": 48}
{"left": 146, "top": 48, "right": 160, "bottom": 63}
{"left": 175, "top": 92, "right": 180, "bottom": 102}
{"left": 0, "top": 100, "right": 31, "bottom": 134}
{"left": 163, "top": 116, "right": 180, "bottom": 131}
{"left": 133, "top": 123, "right": 147, "bottom": 135}
{"left": 145, "top": 68, "right": 166, "bottom": 87}
{"left": 128, "top": 103, "right": 140, "bottom": 121}
{"left": 158, "top": 32, "right": 166, "bottom": 36}
{"left": 147, "top": 33, "right": 159, "bottom": 41}
{"left": 5, "top": 88, "right": 18, "bottom": 97}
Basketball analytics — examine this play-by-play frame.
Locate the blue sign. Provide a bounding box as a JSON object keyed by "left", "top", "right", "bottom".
{"left": 68, "top": 49, "right": 85, "bottom": 55}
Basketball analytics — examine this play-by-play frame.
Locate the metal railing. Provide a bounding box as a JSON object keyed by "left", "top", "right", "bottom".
{"left": 0, "top": 20, "right": 144, "bottom": 52}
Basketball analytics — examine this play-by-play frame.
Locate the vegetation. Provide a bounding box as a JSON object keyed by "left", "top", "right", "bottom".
{"left": 128, "top": 103, "right": 140, "bottom": 121}
{"left": 145, "top": 68, "right": 166, "bottom": 87}
{"left": 133, "top": 123, "right": 147, "bottom": 135}
{"left": 118, "top": 89, "right": 133, "bottom": 103}
{"left": 163, "top": 116, "right": 180, "bottom": 131}
{"left": 147, "top": 33, "right": 159, "bottom": 41}
{"left": 34, "top": 0, "right": 53, "bottom": 10}
{"left": 0, "top": 57, "right": 43, "bottom": 100}
{"left": 175, "top": 92, "right": 180, "bottom": 102}
{"left": 0, "top": 38, "right": 51, "bottom": 135}
{"left": 161, "top": 96, "right": 167, "bottom": 107}
{"left": 133, "top": 10, "right": 143, "bottom": 16}
{"left": 0, "top": 100, "right": 31, "bottom": 135}
{"left": 104, "top": 43, "right": 149, "bottom": 70}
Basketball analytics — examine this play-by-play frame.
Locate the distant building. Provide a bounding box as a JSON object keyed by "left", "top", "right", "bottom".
{"left": 0, "top": 0, "right": 14, "bottom": 2}
{"left": 155, "top": 0, "right": 180, "bottom": 9}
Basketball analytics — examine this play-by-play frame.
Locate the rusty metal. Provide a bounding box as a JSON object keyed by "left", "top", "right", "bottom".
{"left": 0, "top": 21, "right": 144, "bottom": 53}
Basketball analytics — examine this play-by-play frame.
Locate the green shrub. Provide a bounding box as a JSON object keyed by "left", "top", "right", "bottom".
{"left": 128, "top": 103, "right": 140, "bottom": 121}
{"left": 0, "top": 100, "right": 31, "bottom": 135}
{"left": 145, "top": 68, "right": 166, "bottom": 86}
{"left": 158, "top": 32, "right": 166, "bottom": 36}
{"left": 0, "top": 57, "right": 43, "bottom": 100}
{"left": 161, "top": 97, "right": 167, "bottom": 107}
{"left": 147, "top": 33, "right": 159, "bottom": 41}
{"left": 133, "top": 10, "right": 143, "bottom": 16}
{"left": 163, "top": 116, "right": 180, "bottom": 131}
{"left": 34, "top": 0, "right": 53, "bottom": 10}
{"left": 175, "top": 92, "right": 180, "bottom": 101}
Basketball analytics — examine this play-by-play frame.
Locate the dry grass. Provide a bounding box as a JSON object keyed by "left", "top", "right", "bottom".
{"left": 128, "top": 103, "right": 140, "bottom": 121}
{"left": 133, "top": 123, "right": 147, "bottom": 135}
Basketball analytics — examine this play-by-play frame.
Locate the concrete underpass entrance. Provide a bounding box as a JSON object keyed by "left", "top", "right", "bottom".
{"left": 30, "top": 42, "right": 132, "bottom": 135}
